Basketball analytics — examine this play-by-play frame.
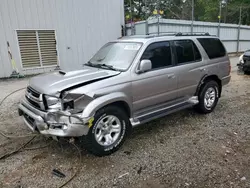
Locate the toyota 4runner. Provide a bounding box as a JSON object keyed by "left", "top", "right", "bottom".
{"left": 18, "top": 32, "right": 231, "bottom": 156}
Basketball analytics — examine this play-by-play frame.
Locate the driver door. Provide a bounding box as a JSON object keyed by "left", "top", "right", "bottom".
{"left": 131, "top": 41, "right": 178, "bottom": 112}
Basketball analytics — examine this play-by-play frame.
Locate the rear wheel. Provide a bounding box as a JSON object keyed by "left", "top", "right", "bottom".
{"left": 195, "top": 80, "right": 219, "bottom": 114}
{"left": 82, "top": 105, "right": 130, "bottom": 156}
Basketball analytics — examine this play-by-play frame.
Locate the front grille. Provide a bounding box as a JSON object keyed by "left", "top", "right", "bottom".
{"left": 26, "top": 87, "right": 43, "bottom": 110}
{"left": 26, "top": 96, "right": 41, "bottom": 109}
{"left": 27, "top": 87, "right": 40, "bottom": 98}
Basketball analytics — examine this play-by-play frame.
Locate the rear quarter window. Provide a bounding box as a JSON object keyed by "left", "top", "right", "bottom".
{"left": 197, "top": 38, "right": 226, "bottom": 59}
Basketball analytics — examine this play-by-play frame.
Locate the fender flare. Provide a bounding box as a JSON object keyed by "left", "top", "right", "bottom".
{"left": 195, "top": 74, "right": 208, "bottom": 96}
{"left": 81, "top": 92, "right": 131, "bottom": 118}
{"left": 195, "top": 74, "right": 222, "bottom": 97}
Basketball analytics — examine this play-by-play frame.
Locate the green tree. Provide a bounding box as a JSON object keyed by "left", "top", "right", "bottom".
{"left": 124, "top": 0, "right": 250, "bottom": 25}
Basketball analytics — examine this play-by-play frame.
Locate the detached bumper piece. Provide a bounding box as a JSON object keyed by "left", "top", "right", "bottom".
{"left": 18, "top": 98, "right": 90, "bottom": 137}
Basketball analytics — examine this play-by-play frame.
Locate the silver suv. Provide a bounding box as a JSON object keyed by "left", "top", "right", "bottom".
{"left": 18, "top": 33, "right": 231, "bottom": 156}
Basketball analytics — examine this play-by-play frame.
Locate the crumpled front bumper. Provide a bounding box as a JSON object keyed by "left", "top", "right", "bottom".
{"left": 18, "top": 98, "right": 91, "bottom": 137}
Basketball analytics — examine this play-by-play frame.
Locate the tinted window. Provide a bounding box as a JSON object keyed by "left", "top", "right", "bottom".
{"left": 197, "top": 38, "right": 226, "bottom": 59}
{"left": 141, "top": 41, "right": 172, "bottom": 69}
{"left": 174, "top": 40, "right": 201, "bottom": 64}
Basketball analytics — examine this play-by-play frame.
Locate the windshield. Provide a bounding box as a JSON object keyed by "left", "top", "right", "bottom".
{"left": 88, "top": 42, "right": 142, "bottom": 71}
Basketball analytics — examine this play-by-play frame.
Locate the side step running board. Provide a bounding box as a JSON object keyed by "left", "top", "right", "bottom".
{"left": 130, "top": 97, "right": 198, "bottom": 127}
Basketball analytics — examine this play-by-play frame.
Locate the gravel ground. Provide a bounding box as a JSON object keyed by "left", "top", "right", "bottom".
{"left": 1, "top": 57, "right": 250, "bottom": 188}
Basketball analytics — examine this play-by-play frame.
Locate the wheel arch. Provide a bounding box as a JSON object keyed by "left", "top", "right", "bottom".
{"left": 81, "top": 92, "right": 132, "bottom": 118}
{"left": 103, "top": 101, "right": 131, "bottom": 118}
{"left": 196, "top": 75, "right": 222, "bottom": 97}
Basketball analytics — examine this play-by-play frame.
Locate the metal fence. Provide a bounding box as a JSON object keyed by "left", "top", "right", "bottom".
{"left": 126, "top": 18, "right": 250, "bottom": 54}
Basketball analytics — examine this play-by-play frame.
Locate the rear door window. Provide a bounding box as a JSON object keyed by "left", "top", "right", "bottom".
{"left": 174, "top": 40, "right": 201, "bottom": 64}
{"left": 197, "top": 38, "right": 226, "bottom": 59}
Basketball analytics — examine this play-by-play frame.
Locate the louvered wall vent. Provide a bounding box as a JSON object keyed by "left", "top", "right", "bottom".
{"left": 17, "top": 30, "right": 58, "bottom": 69}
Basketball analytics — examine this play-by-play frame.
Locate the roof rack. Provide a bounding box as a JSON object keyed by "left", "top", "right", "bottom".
{"left": 175, "top": 32, "right": 210, "bottom": 36}
{"left": 119, "top": 32, "right": 212, "bottom": 40}
{"left": 145, "top": 32, "right": 178, "bottom": 38}
{"left": 147, "top": 32, "right": 210, "bottom": 37}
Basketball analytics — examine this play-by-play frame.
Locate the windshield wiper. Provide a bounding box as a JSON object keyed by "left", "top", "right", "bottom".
{"left": 84, "top": 62, "right": 121, "bottom": 71}
{"left": 99, "top": 64, "right": 120, "bottom": 71}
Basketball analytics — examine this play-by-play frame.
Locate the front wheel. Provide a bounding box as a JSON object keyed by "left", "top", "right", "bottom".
{"left": 195, "top": 80, "right": 219, "bottom": 114}
{"left": 82, "top": 105, "right": 130, "bottom": 156}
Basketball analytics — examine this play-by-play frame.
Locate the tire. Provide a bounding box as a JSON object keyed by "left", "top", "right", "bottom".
{"left": 82, "top": 105, "right": 130, "bottom": 156}
{"left": 195, "top": 80, "right": 219, "bottom": 114}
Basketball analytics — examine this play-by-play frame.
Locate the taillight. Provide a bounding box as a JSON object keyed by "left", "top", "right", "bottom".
{"left": 229, "top": 64, "right": 231, "bottom": 74}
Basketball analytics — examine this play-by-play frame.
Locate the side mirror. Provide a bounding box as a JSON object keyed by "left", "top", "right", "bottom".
{"left": 137, "top": 60, "right": 152, "bottom": 73}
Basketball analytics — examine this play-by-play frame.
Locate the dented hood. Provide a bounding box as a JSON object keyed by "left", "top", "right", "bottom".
{"left": 29, "top": 67, "right": 120, "bottom": 95}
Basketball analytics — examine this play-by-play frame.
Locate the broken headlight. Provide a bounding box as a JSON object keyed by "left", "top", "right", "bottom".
{"left": 61, "top": 92, "right": 93, "bottom": 112}
{"left": 44, "top": 95, "right": 61, "bottom": 110}
{"left": 61, "top": 92, "right": 85, "bottom": 111}
{"left": 63, "top": 99, "right": 74, "bottom": 110}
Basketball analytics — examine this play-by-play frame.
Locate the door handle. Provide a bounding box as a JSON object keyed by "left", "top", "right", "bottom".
{"left": 168, "top": 74, "right": 175, "bottom": 79}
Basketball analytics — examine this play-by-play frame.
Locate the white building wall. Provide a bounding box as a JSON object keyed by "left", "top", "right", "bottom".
{"left": 0, "top": 0, "right": 124, "bottom": 78}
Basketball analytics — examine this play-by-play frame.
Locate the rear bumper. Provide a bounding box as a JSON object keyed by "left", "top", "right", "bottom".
{"left": 221, "top": 75, "right": 231, "bottom": 86}
{"left": 18, "top": 98, "right": 90, "bottom": 137}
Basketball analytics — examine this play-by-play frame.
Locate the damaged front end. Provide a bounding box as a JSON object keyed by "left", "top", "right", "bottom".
{"left": 18, "top": 87, "right": 94, "bottom": 138}
{"left": 40, "top": 112, "right": 91, "bottom": 137}
{"left": 18, "top": 66, "right": 121, "bottom": 138}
